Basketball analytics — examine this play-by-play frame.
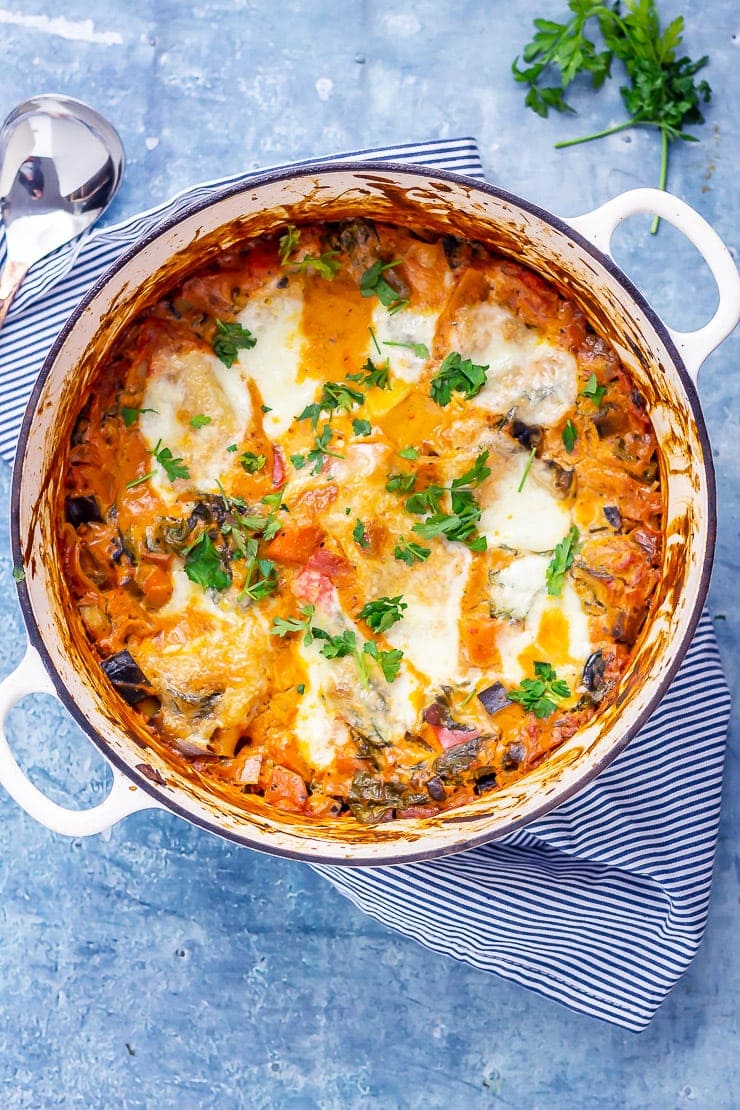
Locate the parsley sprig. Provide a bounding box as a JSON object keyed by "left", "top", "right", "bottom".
{"left": 399, "top": 450, "right": 491, "bottom": 552}
{"left": 512, "top": 1, "right": 711, "bottom": 232}
{"left": 298, "top": 381, "right": 365, "bottom": 428}
{"left": 582, "top": 372, "right": 607, "bottom": 407}
{"left": 270, "top": 606, "right": 404, "bottom": 684}
{"left": 393, "top": 538, "right": 432, "bottom": 565}
{"left": 357, "top": 595, "right": 407, "bottom": 633}
{"left": 152, "top": 439, "right": 190, "bottom": 482}
{"left": 360, "top": 259, "right": 408, "bottom": 314}
{"left": 212, "top": 320, "right": 257, "bottom": 368}
{"left": 546, "top": 525, "right": 581, "bottom": 597}
{"left": 278, "top": 224, "right": 341, "bottom": 278}
{"left": 430, "top": 352, "right": 489, "bottom": 406}
{"left": 507, "top": 661, "right": 571, "bottom": 718}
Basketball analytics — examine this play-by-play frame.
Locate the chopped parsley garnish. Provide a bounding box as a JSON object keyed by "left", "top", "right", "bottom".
{"left": 261, "top": 490, "right": 283, "bottom": 510}
{"left": 546, "top": 525, "right": 581, "bottom": 597}
{"left": 404, "top": 450, "right": 491, "bottom": 551}
{"left": 352, "top": 418, "right": 372, "bottom": 436}
{"left": 239, "top": 451, "right": 266, "bottom": 474}
{"left": 152, "top": 439, "right": 190, "bottom": 482}
{"left": 562, "top": 419, "right": 578, "bottom": 453}
{"left": 290, "top": 453, "right": 307, "bottom": 470}
{"left": 298, "top": 380, "right": 365, "bottom": 427}
{"left": 507, "top": 661, "right": 571, "bottom": 718}
{"left": 430, "top": 352, "right": 489, "bottom": 406}
{"left": 357, "top": 595, "right": 407, "bottom": 633}
{"left": 238, "top": 557, "right": 279, "bottom": 602}
{"left": 295, "top": 251, "right": 341, "bottom": 279}
{"left": 212, "top": 320, "right": 257, "bottom": 368}
{"left": 296, "top": 684, "right": 306, "bottom": 695}
{"left": 354, "top": 356, "right": 391, "bottom": 391}
{"left": 393, "top": 538, "right": 432, "bottom": 565}
{"left": 226, "top": 444, "right": 238, "bottom": 453}
{"left": 271, "top": 605, "right": 315, "bottom": 639}
{"left": 517, "top": 446, "right": 537, "bottom": 493}
{"left": 398, "top": 446, "right": 419, "bottom": 460}
{"left": 362, "top": 641, "right": 404, "bottom": 683}
{"left": 368, "top": 325, "right": 382, "bottom": 355}
{"left": 278, "top": 224, "right": 301, "bottom": 265}
{"left": 121, "top": 406, "right": 157, "bottom": 427}
{"left": 386, "top": 471, "right": 416, "bottom": 495}
{"left": 359, "top": 259, "right": 408, "bottom": 314}
{"left": 189, "top": 413, "right": 211, "bottom": 429}
{"left": 12, "top": 565, "right": 25, "bottom": 582}
{"left": 307, "top": 425, "right": 343, "bottom": 474}
{"left": 384, "top": 339, "right": 430, "bottom": 359}
{"left": 582, "top": 372, "right": 607, "bottom": 407}
{"left": 184, "top": 534, "right": 231, "bottom": 592}
{"left": 352, "top": 519, "right": 370, "bottom": 548}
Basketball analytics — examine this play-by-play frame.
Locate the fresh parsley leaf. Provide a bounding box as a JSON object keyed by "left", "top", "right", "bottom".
{"left": 121, "top": 406, "right": 157, "bottom": 427}
{"left": 357, "top": 595, "right": 407, "bottom": 633}
{"left": 261, "top": 491, "right": 283, "bottom": 510}
{"left": 184, "top": 534, "right": 231, "bottom": 592}
{"left": 307, "top": 425, "right": 343, "bottom": 474}
{"left": 386, "top": 472, "right": 417, "bottom": 495}
{"left": 352, "top": 418, "right": 372, "bottom": 436}
{"left": 352, "top": 519, "right": 370, "bottom": 548}
{"left": 317, "top": 629, "right": 357, "bottom": 661}
{"left": 507, "top": 661, "right": 571, "bottom": 718}
{"left": 226, "top": 444, "right": 238, "bottom": 453}
{"left": 290, "top": 453, "right": 307, "bottom": 470}
{"left": 358, "top": 357, "right": 391, "bottom": 391}
{"left": 430, "top": 351, "right": 488, "bottom": 406}
{"left": 517, "top": 446, "right": 537, "bottom": 493}
{"left": 384, "top": 339, "right": 430, "bottom": 359}
{"left": 546, "top": 525, "right": 580, "bottom": 597}
{"left": 363, "top": 641, "right": 404, "bottom": 683}
{"left": 513, "top": 1, "right": 711, "bottom": 232}
{"left": 271, "top": 605, "right": 315, "bottom": 638}
{"left": 189, "top": 413, "right": 211, "bottom": 429}
{"left": 393, "top": 538, "right": 431, "bottom": 565}
{"left": 212, "top": 320, "right": 257, "bottom": 368}
{"left": 296, "top": 683, "right": 306, "bottom": 695}
{"left": 398, "top": 446, "right": 419, "bottom": 460}
{"left": 359, "top": 259, "right": 408, "bottom": 314}
{"left": 279, "top": 224, "right": 301, "bottom": 265}
{"left": 295, "top": 251, "right": 342, "bottom": 279}
{"left": 582, "top": 372, "right": 606, "bottom": 407}
{"left": 152, "top": 439, "right": 190, "bottom": 482}
{"left": 452, "top": 450, "right": 491, "bottom": 489}
{"left": 239, "top": 557, "right": 279, "bottom": 602}
{"left": 298, "top": 380, "right": 364, "bottom": 427}
{"left": 239, "top": 451, "right": 266, "bottom": 473}
{"left": 12, "top": 565, "right": 25, "bottom": 582}
{"left": 562, "top": 419, "right": 578, "bottom": 453}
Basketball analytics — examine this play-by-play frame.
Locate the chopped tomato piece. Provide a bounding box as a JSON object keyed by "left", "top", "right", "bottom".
{"left": 264, "top": 766, "right": 308, "bottom": 814}
{"left": 271, "top": 447, "right": 286, "bottom": 487}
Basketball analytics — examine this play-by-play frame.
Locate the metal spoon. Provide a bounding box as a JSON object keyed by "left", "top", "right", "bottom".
{"left": 0, "top": 94, "right": 125, "bottom": 331}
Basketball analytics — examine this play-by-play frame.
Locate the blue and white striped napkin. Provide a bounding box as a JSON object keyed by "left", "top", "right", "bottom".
{"left": 0, "top": 137, "right": 730, "bottom": 1032}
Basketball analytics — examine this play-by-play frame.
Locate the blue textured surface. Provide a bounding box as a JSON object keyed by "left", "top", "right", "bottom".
{"left": 0, "top": 2, "right": 738, "bottom": 1106}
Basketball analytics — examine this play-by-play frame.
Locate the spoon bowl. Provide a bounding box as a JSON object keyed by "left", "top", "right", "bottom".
{"left": 0, "top": 94, "right": 125, "bottom": 330}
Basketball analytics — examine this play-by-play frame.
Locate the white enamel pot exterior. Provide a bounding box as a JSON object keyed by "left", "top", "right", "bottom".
{"left": 2, "top": 164, "right": 739, "bottom": 864}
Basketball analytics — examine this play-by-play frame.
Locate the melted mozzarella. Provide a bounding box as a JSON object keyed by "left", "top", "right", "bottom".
{"left": 139, "top": 348, "right": 253, "bottom": 500}
{"left": 494, "top": 580, "right": 593, "bottom": 688}
{"left": 370, "top": 304, "right": 436, "bottom": 382}
{"left": 455, "top": 301, "right": 577, "bottom": 426}
{"left": 237, "top": 285, "right": 316, "bottom": 437}
{"left": 385, "top": 545, "right": 471, "bottom": 687}
{"left": 490, "top": 553, "right": 549, "bottom": 621}
{"left": 480, "top": 457, "right": 572, "bottom": 552}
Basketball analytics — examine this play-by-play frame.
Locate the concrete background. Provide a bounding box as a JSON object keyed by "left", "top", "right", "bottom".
{"left": 0, "top": 1, "right": 737, "bottom": 1106}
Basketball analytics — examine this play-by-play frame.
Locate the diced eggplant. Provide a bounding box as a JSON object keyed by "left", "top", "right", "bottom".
{"left": 582, "top": 650, "right": 606, "bottom": 694}
{"left": 442, "top": 234, "right": 468, "bottom": 269}
{"left": 509, "top": 419, "right": 543, "bottom": 451}
{"left": 426, "top": 776, "right": 447, "bottom": 802}
{"left": 603, "top": 505, "right": 622, "bottom": 530}
{"left": 65, "top": 495, "right": 103, "bottom": 527}
{"left": 477, "top": 682, "right": 511, "bottom": 716}
{"left": 474, "top": 771, "right": 497, "bottom": 795}
{"left": 101, "top": 650, "right": 152, "bottom": 705}
{"left": 546, "top": 460, "right": 575, "bottom": 494}
{"left": 502, "top": 743, "right": 525, "bottom": 771}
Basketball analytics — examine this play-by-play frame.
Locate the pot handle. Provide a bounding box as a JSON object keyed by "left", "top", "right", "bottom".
{"left": 567, "top": 188, "right": 740, "bottom": 383}
{"left": 0, "top": 642, "right": 162, "bottom": 836}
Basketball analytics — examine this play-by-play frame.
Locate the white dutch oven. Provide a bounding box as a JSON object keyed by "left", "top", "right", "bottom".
{"left": 0, "top": 165, "right": 738, "bottom": 864}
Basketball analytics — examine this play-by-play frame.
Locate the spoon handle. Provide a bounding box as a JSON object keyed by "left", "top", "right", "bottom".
{"left": 0, "top": 259, "right": 29, "bottom": 332}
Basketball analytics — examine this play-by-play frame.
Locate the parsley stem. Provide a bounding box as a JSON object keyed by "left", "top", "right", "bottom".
{"left": 651, "top": 129, "right": 669, "bottom": 235}
{"left": 517, "top": 447, "right": 536, "bottom": 493}
{"left": 555, "top": 120, "right": 636, "bottom": 148}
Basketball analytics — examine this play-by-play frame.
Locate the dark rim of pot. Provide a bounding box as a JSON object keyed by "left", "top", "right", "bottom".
{"left": 9, "top": 161, "right": 717, "bottom": 865}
